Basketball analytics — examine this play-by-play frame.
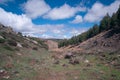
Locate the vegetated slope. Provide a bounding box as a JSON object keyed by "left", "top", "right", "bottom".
{"left": 0, "top": 24, "right": 120, "bottom": 80}
{"left": 58, "top": 6, "right": 120, "bottom": 54}
{"left": 66, "top": 29, "right": 120, "bottom": 53}
{"left": 58, "top": 6, "right": 120, "bottom": 48}
{"left": 0, "top": 24, "right": 49, "bottom": 80}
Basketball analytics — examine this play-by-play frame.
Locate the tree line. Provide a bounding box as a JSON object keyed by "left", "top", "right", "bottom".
{"left": 58, "top": 6, "right": 120, "bottom": 48}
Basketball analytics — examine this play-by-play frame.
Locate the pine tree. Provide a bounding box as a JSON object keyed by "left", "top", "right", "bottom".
{"left": 110, "top": 13, "right": 117, "bottom": 29}
{"left": 99, "top": 13, "right": 111, "bottom": 32}
{"left": 116, "top": 5, "right": 120, "bottom": 27}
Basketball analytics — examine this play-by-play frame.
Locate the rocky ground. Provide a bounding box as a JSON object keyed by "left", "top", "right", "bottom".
{"left": 0, "top": 24, "right": 120, "bottom": 80}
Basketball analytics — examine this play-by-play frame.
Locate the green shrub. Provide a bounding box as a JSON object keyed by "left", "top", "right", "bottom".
{"left": 32, "top": 47, "right": 38, "bottom": 50}
{"left": 8, "top": 40, "right": 17, "bottom": 46}
{"left": 0, "top": 38, "right": 5, "bottom": 43}
{"left": 22, "top": 43, "right": 29, "bottom": 48}
{"left": 3, "top": 45, "right": 14, "bottom": 51}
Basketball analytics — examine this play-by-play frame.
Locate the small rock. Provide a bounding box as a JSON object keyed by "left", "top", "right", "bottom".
{"left": 64, "top": 52, "right": 74, "bottom": 59}
{"left": 32, "top": 40, "right": 38, "bottom": 44}
{"left": 26, "top": 38, "right": 30, "bottom": 41}
{"left": 17, "top": 42, "right": 22, "bottom": 48}
{"left": 118, "top": 55, "right": 120, "bottom": 57}
{"left": 0, "top": 35, "right": 4, "bottom": 39}
{"left": 69, "top": 59, "right": 79, "bottom": 65}
{"left": 0, "top": 69, "right": 5, "bottom": 73}
{"left": 86, "top": 64, "right": 91, "bottom": 67}
{"left": 54, "top": 60, "right": 59, "bottom": 64}
{"left": 99, "top": 71, "right": 104, "bottom": 74}
{"left": 62, "top": 64, "right": 68, "bottom": 67}
{"left": 13, "top": 71, "right": 19, "bottom": 74}
{"left": 32, "top": 47, "right": 38, "bottom": 50}
{"left": 74, "top": 76, "right": 78, "bottom": 80}
{"left": 3, "top": 75, "right": 10, "bottom": 79}
{"left": 84, "top": 60, "right": 89, "bottom": 63}
{"left": 16, "top": 53, "right": 22, "bottom": 56}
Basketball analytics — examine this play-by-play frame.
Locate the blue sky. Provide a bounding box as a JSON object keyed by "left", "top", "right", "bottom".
{"left": 0, "top": 0, "right": 119, "bottom": 39}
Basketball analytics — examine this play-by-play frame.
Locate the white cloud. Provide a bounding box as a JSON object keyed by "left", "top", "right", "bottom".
{"left": 44, "top": 4, "right": 86, "bottom": 20}
{"left": 0, "top": 7, "right": 64, "bottom": 36}
{"left": 70, "top": 29, "right": 80, "bottom": 35}
{"left": 25, "top": 33, "right": 40, "bottom": 38}
{"left": 71, "top": 15, "right": 83, "bottom": 24}
{"left": 0, "top": 8, "right": 34, "bottom": 32}
{"left": 0, "top": 7, "right": 88, "bottom": 39}
{"left": 23, "top": 0, "right": 51, "bottom": 19}
{"left": 52, "top": 29, "right": 62, "bottom": 34}
{"left": 70, "top": 28, "right": 88, "bottom": 36}
{"left": 84, "top": 0, "right": 120, "bottom": 22}
{"left": 41, "top": 34, "right": 54, "bottom": 39}
{"left": 23, "top": 1, "right": 86, "bottom": 20}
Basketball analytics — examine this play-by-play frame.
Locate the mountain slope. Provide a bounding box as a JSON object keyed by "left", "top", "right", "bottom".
{"left": 65, "top": 29, "right": 120, "bottom": 54}
{"left": 58, "top": 6, "right": 120, "bottom": 48}
{"left": 0, "top": 24, "right": 120, "bottom": 80}
{"left": 0, "top": 24, "right": 50, "bottom": 80}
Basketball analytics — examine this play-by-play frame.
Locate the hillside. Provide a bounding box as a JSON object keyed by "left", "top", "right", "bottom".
{"left": 0, "top": 24, "right": 50, "bottom": 80}
{"left": 62, "top": 29, "right": 120, "bottom": 53}
{"left": 58, "top": 6, "right": 120, "bottom": 48}
{"left": 0, "top": 24, "right": 120, "bottom": 80}
{"left": 77, "top": 29, "right": 120, "bottom": 53}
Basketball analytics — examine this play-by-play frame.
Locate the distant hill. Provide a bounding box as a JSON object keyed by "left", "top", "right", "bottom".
{"left": 46, "top": 39, "right": 62, "bottom": 43}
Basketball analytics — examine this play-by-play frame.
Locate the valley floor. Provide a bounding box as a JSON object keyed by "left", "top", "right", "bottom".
{"left": 32, "top": 51, "right": 120, "bottom": 80}
{"left": 1, "top": 46, "right": 120, "bottom": 80}
{"left": 0, "top": 49, "right": 120, "bottom": 80}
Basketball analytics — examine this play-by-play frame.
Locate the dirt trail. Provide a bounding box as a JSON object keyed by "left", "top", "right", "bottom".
{"left": 46, "top": 40, "right": 58, "bottom": 51}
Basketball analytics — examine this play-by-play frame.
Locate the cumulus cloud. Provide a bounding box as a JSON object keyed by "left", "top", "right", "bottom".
{"left": 44, "top": 4, "right": 86, "bottom": 20}
{"left": 41, "top": 34, "right": 54, "bottom": 39}
{"left": 71, "top": 15, "right": 83, "bottom": 24}
{"left": 23, "top": 0, "right": 51, "bottom": 19}
{"left": 84, "top": 0, "right": 120, "bottom": 22}
{"left": 1, "top": 7, "right": 83, "bottom": 39}
{"left": 70, "top": 28, "right": 88, "bottom": 36}
{"left": 0, "top": 8, "right": 34, "bottom": 32}
{"left": 22, "top": 0, "right": 86, "bottom": 20}
{"left": 0, "top": 7, "right": 64, "bottom": 37}
{"left": 0, "top": 7, "right": 88, "bottom": 39}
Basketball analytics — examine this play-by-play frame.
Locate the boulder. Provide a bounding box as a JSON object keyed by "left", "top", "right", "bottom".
{"left": 0, "top": 35, "right": 4, "bottom": 39}
{"left": 64, "top": 52, "right": 74, "bottom": 59}
{"left": 17, "top": 42, "right": 22, "bottom": 48}
{"left": 32, "top": 40, "right": 38, "bottom": 44}
{"left": 69, "top": 58, "right": 79, "bottom": 65}
{"left": 32, "top": 47, "right": 38, "bottom": 50}
{"left": 8, "top": 40, "right": 17, "bottom": 46}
